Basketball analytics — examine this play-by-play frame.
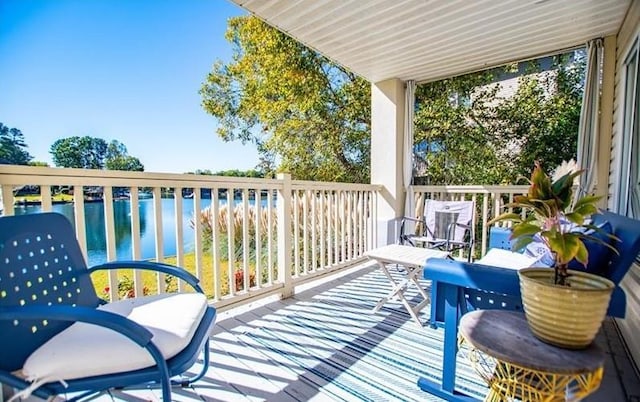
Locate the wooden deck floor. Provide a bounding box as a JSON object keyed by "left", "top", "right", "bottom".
{"left": 25, "top": 262, "right": 640, "bottom": 401}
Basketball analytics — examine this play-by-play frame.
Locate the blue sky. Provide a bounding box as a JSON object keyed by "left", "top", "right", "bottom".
{"left": 0, "top": 0, "right": 262, "bottom": 173}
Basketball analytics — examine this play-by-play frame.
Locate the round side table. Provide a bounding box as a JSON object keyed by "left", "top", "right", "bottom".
{"left": 458, "top": 310, "right": 605, "bottom": 402}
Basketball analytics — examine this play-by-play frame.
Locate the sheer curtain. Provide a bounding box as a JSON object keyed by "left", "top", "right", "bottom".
{"left": 576, "top": 38, "right": 603, "bottom": 197}
{"left": 403, "top": 80, "right": 416, "bottom": 219}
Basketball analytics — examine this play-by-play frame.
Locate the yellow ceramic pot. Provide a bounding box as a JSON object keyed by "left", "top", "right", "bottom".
{"left": 518, "top": 267, "right": 614, "bottom": 349}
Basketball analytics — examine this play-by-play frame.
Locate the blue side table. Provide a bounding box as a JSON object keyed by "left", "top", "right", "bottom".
{"left": 489, "top": 226, "right": 513, "bottom": 250}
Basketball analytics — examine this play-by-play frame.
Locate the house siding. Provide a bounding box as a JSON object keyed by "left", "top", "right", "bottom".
{"left": 610, "top": 0, "right": 640, "bottom": 371}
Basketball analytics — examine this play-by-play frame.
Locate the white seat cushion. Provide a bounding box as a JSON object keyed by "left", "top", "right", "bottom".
{"left": 476, "top": 248, "right": 541, "bottom": 270}
{"left": 22, "top": 292, "right": 208, "bottom": 381}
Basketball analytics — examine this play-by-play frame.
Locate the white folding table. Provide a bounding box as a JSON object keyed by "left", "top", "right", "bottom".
{"left": 364, "top": 244, "right": 449, "bottom": 326}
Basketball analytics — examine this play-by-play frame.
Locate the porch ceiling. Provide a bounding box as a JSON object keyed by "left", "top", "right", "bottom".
{"left": 230, "top": 0, "right": 631, "bottom": 83}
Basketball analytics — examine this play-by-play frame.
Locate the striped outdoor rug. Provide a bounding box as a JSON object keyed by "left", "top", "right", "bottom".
{"left": 215, "top": 265, "right": 488, "bottom": 401}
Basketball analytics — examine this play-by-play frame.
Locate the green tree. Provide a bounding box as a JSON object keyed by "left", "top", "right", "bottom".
{"left": 414, "top": 53, "right": 584, "bottom": 185}
{"left": 214, "top": 169, "right": 263, "bottom": 178}
{"left": 200, "top": 16, "right": 370, "bottom": 183}
{"left": 28, "top": 161, "right": 50, "bottom": 167}
{"left": 105, "top": 155, "right": 144, "bottom": 171}
{"left": 50, "top": 136, "right": 143, "bottom": 171}
{"left": 492, "top": 55, "right": 583, "bottom": 176}
{"left": 256, "top": 155, "right": 276, "bottom": 178}
{"left": 414, "top": 72, "right": 510, "bottom": 185}
{"left": 186, "top": 169, "right": 264, "bottom": 178}
{"left": 0, "top": 123, "right": 33, "bottom": 165}
{"left": 50, "top": 136, "right": 108, "bottom": 169}
{"left": 105, "top": 140, "right": 144, "bottom": 171}
{"left": 192, "top": 169, "right": 213, "bottom": 175}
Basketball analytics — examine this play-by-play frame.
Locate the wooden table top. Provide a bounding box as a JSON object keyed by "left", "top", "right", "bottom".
{"left": 459, "top": 310, "right": 605, "bottom": 374}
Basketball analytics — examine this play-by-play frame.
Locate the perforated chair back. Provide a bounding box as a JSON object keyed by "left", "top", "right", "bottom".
{"left": 0, "top": 213, "right": 100, "bottom": 372}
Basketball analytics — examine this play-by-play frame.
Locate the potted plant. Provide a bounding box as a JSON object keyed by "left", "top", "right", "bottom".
{"left": 490, "top": 161, "right": 619, "bottom": 349}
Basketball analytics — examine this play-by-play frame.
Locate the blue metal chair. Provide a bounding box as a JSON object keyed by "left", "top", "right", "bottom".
{"left": 0, "top": 212, "right": 217, "bottom": 401}
{"left": 417, "top": 211, "right": 640, "bottom": 401}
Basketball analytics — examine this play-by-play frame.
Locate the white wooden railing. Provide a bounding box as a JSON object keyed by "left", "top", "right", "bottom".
{"left": 0, "top": 166, "right": 380, "bottom": 311}
{"left": 0, "top": 165, "right": 532, "bottom": 310}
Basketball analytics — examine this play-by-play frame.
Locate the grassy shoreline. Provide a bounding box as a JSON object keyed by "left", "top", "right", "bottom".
{"left": 14, "top": 194, "right": 74, "bottom": 204}
{"left": 90, "top": 252, "right": 247, "bottom": 300}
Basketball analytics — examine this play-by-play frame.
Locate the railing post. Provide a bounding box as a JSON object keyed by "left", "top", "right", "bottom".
{"left": 481, "top": 192, "right": 490, "bottom": 256}
{"left": 103, "top": 186, "right": 118, "bottom": 300}
{"left": 277, "top": 173, "right": 293, "bottom": 299}
{"left": 40, "top": 186, "right": 52, "bottom": 212}
{"left": 73, "top": 185, "right": 88, "bottom": 262}
{"left": 1, "top": 185, "right": 14, "bottom": 216}
{"left": 152, "top": 187, "right": 165, "bottom": 293}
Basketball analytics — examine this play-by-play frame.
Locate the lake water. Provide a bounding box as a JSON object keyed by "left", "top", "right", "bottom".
{"left": 15, "top": 198, "right": 254, "bottom": 266}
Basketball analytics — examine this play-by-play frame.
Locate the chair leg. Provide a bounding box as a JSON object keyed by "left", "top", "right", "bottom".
{"left": 172, "top": 340, "right": 211, "bottom": 386}
{"left": 159, "top": 364, "right": 171, "bottom": 401}
{"left": 145, "top": 344, "right": 172, "bottom": 401}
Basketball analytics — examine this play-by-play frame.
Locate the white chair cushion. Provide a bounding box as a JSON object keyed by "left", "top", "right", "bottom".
{"left": 22, "top": 292, "right": 208, "bottom": 382}
{"left": 476, "top": 248, "right": 541, "bottom": 270}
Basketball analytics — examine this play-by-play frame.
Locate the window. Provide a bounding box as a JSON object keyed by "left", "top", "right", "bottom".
{"left": 618, "top": 39, "right": 640, "bottom": 219}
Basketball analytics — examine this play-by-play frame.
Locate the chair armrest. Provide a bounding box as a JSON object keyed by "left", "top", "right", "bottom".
{"left": 400, "top": 216, "right": 425, "bottom": 231}
{"left": 0, "top": 305, "right": 153, "bottom": 347}
{"left": 89, "top": 261, "right": 203, "bottom": 293}
{"left": 424, "top": 258, "right": 521, "bottom": 295}
{"left": 400, "top": 216, "right": 427, "bottom": 244}
{"left": 425, "top": 258, "right": 522, "bottom": 328}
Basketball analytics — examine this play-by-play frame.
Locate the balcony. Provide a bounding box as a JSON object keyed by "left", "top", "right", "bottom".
{"left": 1, "top": 165, "right": 638, "bottom": 401}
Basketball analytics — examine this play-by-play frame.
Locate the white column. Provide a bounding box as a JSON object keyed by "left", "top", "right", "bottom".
{"left": 277, "top": 173, "right": 293, "bottom": 298}
{"left": 371, "top": 78, "right": 405, "bottom": 246}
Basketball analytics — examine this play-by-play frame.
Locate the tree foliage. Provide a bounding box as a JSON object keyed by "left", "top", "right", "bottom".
{"left": 414, "top": 72, "right": 509, "bottom": 184}
{"left": 212, "top": 169, "right": 263, "bottom": 178}
{"left": 187, "top": 168, "right": 264, "bottom": 178}
{"left": 414, "top": 53, "right": 583, "bottom": 185}
{"left": 0, "top": 123, "right": 33, "bottom": 165}
{"left": 200, "top": 16, "right": 370, "bottom": 183}
{"left": 105, "top": 140, "right": 144, "bottom": 171}
{"left": 202, "top": 17, "right": 584, "bottom": 186}
{"left": 51, "top": 136, "right": 107, "bottom": 169}
{"left": 50, "top": 136, "right": 144, "bottom": 171}
{"left": 493, "top": 56, "right": 583, "bottom": 176}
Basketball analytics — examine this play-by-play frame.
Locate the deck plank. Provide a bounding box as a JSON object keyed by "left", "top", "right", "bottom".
{"left": 209, "top": 317, "right": 316, "bottom": 401}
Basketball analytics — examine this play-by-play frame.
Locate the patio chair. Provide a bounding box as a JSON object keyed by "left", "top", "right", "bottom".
{"left": 0, "top": 212, "right": 217, "bottom": 401}
{"left": 417, "top": 210, "right": 640, "bottom": 401}
{"left": 399, "top": 199, "right": 475, "bottom": 261}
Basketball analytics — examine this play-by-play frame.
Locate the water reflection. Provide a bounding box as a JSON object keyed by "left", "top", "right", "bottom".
{"left": 14, "top": 197, "right": 269, "bottom": 266}
{"left": 15, "top": 199, "right": 198, "bottom": 266}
